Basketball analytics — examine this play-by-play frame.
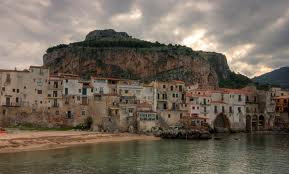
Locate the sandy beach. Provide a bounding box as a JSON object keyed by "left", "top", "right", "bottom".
{"left": 0, "top": 130, "right": 160, "bottom": 154}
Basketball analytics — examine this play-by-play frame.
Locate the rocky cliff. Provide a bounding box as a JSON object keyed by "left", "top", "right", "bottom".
{"left": 43, "top": 29, "right": 246, "bottom": 87}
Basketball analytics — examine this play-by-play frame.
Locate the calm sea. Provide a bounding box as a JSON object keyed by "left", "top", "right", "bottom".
{"left": 0, "top": 133, "right": 289, "bottom": 174}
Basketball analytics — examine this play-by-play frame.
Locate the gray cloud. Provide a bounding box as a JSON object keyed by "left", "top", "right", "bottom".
{"left": 0, "top": 0, "right": 288, "bottom": 77}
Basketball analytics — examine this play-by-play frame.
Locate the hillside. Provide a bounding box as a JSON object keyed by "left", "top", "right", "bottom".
{"left": 43, "top": 29, "right": 251, "bottom": 88}
{"left": 253, "top": 67, "right": 289, "bottom": 88}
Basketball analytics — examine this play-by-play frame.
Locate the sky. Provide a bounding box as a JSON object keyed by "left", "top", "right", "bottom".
{"left": 0, "top": 0, "right": 289, "bottom": 78}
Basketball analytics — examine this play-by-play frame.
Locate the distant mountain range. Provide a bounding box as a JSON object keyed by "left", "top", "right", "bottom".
{"left": 253, "top": 67, "right": 289, "bottom": 88}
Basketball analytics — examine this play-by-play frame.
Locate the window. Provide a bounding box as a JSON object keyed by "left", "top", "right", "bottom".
{"left": 173, "top": 94, "right": 175, "bottom": 98}
{"left": 91, "top": 88, "right": 94, "bottom": 93}
{"left": 13, "top": 89, "right": 15, "bottom": 92}
{"left": 171, "top": 86, "right": 173, "bottom": 91}
{"left": 238, "top": 95, "right": 242, "bottom": 101}
{"left": 2, "top": 87, "right": 5, "bottom": 91}
{"left": 168, "top": 114, "right": 171, "bottom": 118}
{"left": 67, "top": 111, "right": 72, "bottom": 119}
{"left": 125, "top": 90, "right": 128, "bottom": 94}
{"left": 82, "top": 110, "right": 86, "bottom": 116}
{"left": 2, "top": 109, "right": 6, "bottom": 115}
{"left": 192, "top": 106, "right": 195, "bottom": 110}
{"left": 214, "top": 106, "right": 218, "bottom": 113}
{"left": 17, "top": 89, "right": 20, "bottom": 93}
{"left": 222, "top": 106, "right": 225, "bottom": 113}
{"left": 53, "top": 91, "right": 57, "bottom": 97}
{"left": 179, "top": 85, "right": 182, "bottom": 92}
{"left": 54, "top": 82, "right": 58, "bottom": 88}
{"left": 157, "top": 93, "right": 160, "bottom": 99}
{"left": 65, "top": 88, "right": 68, "bottom": 95}
{"left": 238, "top": 107, "right": 241, "bottom": 113}
{"left": 163, "top": 103, "right": 167, "bottom": 109}
{"left": 99, "top": 87, "right": 105, "bottom": 94}
{"left": 16, "top": 97, "right": 19, "bottom": 103}
{"left": 204, "top": 106, "right": 207, "bottom": 113}
{"left": 172, "top": 103, "right": 176, "bottom": 110}
{"left": 66, "top": 79, "right": 68, "bottom": 83}
{"left": 77, "top": 96, "right": 80, "bottom": 101}
{"left": 37, "top": 90, "right": 42, "bottom": 94}
{"left": 79, "top": 89, "right": 81, "bottom": 93}
{"left": 163, "top": 85, "right": 166, "bottom": 89}
{"left": 176, "top": 94, "right": 178, "bottom": 98}
{"left": 55, "top": 110, "right": 59, "bottom": 115}
{"left": 6, "top": 74, "right": 11, "bottom": 82}
{"left": 229, "top": 106, "right": 233, "bottom": 113}
{"left": 180, "top": 113, "right": 183, "bottom": 119}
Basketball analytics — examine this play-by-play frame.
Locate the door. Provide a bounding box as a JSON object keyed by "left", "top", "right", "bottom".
{"left": 6, "top": 97, "right": 10, "bottom": 106}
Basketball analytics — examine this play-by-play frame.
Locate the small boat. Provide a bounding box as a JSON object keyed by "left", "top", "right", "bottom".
{"left": 214, "top": 137, "right": 222, "bottom": 140}
{"left": 0, "top": 127, "right": 6, "bottom": 135}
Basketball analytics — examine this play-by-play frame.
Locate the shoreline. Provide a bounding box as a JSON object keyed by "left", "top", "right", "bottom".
{"left": 0, "top": 130, "right": 160, "bottom": 154}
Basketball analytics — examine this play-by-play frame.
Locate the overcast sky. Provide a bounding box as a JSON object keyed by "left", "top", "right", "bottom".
{"left": 1, "top": 0, "right": 289, "bottom": 77}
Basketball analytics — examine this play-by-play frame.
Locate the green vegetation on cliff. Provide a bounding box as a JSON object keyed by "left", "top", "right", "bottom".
{"left": 219, "top": 72, "right": 252, "bottom": 89}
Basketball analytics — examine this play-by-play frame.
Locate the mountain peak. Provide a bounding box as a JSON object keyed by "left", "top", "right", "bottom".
{"left": 85, "top": 29, "right": 131, "bottom": 41}
{"left": 253, "top": 66, "right": 289, "bottom": 88}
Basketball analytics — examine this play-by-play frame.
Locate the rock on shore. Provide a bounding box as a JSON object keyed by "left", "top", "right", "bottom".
{"left": 157, "top": 129, "right": 212, "bottom": 140}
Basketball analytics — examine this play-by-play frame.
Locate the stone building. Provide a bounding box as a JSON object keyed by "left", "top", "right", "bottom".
{"left": 0, "top": 66, "right": 280, "bottom": 133}
{"left": 151, "top": 80, "right": 187, "bottom": 128}
{"left": 274, "top": 95, "right": 289, "bottom": 127}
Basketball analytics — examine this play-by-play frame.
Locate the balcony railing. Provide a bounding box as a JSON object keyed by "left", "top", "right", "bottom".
{"left": 48, "top": 86, "right": 63, "bottom": 90}
{"left": 52, "top": 103, "right": 59, "bottom": 108}
{"left": 1, "top": 102, "right": 21, "bottom": 107}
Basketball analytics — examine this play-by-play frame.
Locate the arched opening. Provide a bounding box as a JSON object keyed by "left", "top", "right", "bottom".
{"left": 269, "top": 115, "right": 275, "bottom": 129}
{"left": 214, "top": 113, "right": 230, "bottom": 132}
{"left": 207, "top": 73, "right": 216, "bottom": 87}
{"left": 252, "top": 115, "right": 258, "bottom": 131}
{"left": 246, "top": 115, "right": 251, "bottom": 132}
{"left": 259, "top": 115, "right": 265, "bottom": 130}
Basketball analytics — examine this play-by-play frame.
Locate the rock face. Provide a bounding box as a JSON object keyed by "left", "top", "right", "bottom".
{"left": 43, "top": 29, "right": 234, "bottom": 86}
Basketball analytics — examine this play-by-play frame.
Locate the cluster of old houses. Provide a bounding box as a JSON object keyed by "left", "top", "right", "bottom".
{"left": 0, "top": 66, "right": 288, "bottom": 132}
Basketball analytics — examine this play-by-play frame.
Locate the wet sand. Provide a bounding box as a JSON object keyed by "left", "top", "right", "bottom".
{"left": 0, "top": 130, "right": 160, "bottom": 153}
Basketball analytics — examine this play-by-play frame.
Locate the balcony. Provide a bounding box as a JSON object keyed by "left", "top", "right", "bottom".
{"left": 1, "top": 102, "right": 21, "bottom": 107}
{"left": 200, "top": 102, "right": 209, "bottom": 105}
{"left": 48, "top": 86, "right": 63, "bottom": 90}
{"left": 52, "top": 103, "right": 59, "bottom": 108}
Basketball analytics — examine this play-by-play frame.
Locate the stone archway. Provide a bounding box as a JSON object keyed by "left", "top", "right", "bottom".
{"left": 246, "top": 115, "right": 252, "bottom": 132}
{"left": 207, "top": 73, "right": 216, "bottom": 87}
{"left": 268, "top": 115, "right": 275, "bottom": 129}
{"left": 252, "top": 115, "right": 258, "bottom": 131}
{"left": 259, "top": 115, "right": 265, "bottom": 130}
{"left": 214, "top": 114, "right": 230, "bottom": 132}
